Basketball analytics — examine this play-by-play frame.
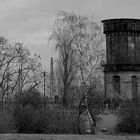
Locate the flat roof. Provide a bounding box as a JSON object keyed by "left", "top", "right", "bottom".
{"left": 101, "top": 18, "right": 140, "bottom": 23}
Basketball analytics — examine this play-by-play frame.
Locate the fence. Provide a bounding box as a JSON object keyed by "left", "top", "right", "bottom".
{"left": 0, "top": 99, "right": 138, "bottom": 115}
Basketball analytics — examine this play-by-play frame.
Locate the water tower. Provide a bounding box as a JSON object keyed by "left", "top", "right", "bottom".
{"left": 102, "top": 18, "right": 140, "bottom": 100}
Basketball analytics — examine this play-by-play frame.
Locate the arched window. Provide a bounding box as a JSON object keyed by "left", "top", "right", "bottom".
{"left": 113, "top": 75, "right": 120, "bottom": 94}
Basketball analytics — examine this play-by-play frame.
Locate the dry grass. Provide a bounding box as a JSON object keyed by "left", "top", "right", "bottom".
{"left": 96, "top": 114, "right": 117, "bottom": 135}
{"left": 0, "top": 109, "right": 16, "bottom": 133}
{"left": 0, "top": 134, "right": 140, "bottom": 140}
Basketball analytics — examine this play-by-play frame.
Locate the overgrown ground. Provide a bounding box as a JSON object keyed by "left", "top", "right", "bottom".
{"left": 0, "top": 109, "right": 16, "bottom": 133}
{"left": 95, "top": 113, "right": 118, "bottom": 135}
{"left": 0, "top": 108, "right": 140, "bottom": 139}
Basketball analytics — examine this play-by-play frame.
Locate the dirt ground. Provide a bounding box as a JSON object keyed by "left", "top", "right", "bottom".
{"left": 95, "top": 113, "right": 118, "bottom": 135}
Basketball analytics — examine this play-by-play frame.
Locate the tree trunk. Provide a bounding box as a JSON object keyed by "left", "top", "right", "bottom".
{"left": 63, "top": 83, "right": 68, "bottom": 106}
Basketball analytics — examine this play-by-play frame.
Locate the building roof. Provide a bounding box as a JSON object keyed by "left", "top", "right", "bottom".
{"left": 101, "top": 18, "right": 140, "bottom": 23}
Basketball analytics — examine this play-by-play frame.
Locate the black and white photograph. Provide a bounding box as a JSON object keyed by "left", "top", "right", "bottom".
{"left": 0, "top": 0, "right": 140, "bottom": 140}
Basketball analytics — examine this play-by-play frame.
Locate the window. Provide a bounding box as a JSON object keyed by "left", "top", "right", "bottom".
{"left": 128, "top": 36, "right": 135, "bottom": 50}
{"left": 123, "top": 23, "right": 128, "bottom": 30}
{"left": 113, "top": 75, "right": 120, "bottom": 94}
{"left": 132, "top": 75, "right": 138, "bottom": 99}
{"left": 132, "top": 23, "right": 136, "bottom": 30}
{"left": 128, "top": 35, "right": 135, "bottom": 63}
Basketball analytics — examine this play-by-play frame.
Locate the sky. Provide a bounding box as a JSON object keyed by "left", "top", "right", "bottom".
{"left": 0, "top": 0, "right": 140, "bottom": 71}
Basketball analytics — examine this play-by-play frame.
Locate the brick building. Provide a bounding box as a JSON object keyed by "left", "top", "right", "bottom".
{"left": 102, "top": 19, "right": 140, "bottom": 101}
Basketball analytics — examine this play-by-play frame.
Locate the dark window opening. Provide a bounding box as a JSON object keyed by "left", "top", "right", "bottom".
{"left": 123, "top": 23, "right": 128, "bottom": 30}
{"left": 132, "top": 75, "right": 138, "bottom": 100}
{"left": 113, "top": 75, "right": 120, "bottom": 94}
{"left": 55, "top": 95, "right": 59, "bottom": 104}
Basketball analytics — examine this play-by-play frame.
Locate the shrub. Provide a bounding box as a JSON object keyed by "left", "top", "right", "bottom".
{"left": 116, "top": 99, "right": 140, "bottom": 134}
{"left": 45, "top": 108, "right": 78, "bottom": 134}
{"left": 13, "top": 105, "right": 48, "bottom": 133}
{"left": 13, "top": 105, "right": 78, "bottom": 133}
{"left": 13, "top": 88, "right": 47, "bottom": 133}
{"left": 14, "top": 89, "right": 43, "bottom": 108}
{"left": 13, "top": 88, "right": 78, "bottom": 134}
{"left": 13, "top": 105, "right": 35, "bottom": 133}
{"left": 0, "top": 110, "right": 16, "bottom": 133}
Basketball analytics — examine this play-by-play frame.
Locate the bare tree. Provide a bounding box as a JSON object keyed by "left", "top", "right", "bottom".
{"left": 11, "top": 42, "right": 43, "bottom": 97}
{"left": 50, "top": 12, "right": 78, "bottom": 106}
{"left": 50, "top": 11, "right": 105, "bottom": 134}
{"left": 0, "top": 36, "right": 43, "bottom": 107}
{"left": 0, "top": 37, "right": 20, "bottom": 105}
{"left": 50, "top": 11, "right": 104, "bottom": 108}
{"left": 68, "top": 13, "right": 104, "bottom": 134}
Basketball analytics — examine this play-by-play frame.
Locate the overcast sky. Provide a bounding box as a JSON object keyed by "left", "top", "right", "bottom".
{"left": 0, "top": 0, "right": 140, "bottom": 71}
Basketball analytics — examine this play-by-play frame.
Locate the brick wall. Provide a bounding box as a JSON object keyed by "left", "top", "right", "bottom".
{"left": 105, "top": 72, "right": 140, "bottom": 99}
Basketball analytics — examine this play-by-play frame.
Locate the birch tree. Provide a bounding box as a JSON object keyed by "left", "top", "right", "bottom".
{"left": 50, "top": 11, "right": 104, "bottom": 107}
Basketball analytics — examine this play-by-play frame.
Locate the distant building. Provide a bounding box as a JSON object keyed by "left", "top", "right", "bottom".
{"left": 102, "top": 18, "right": 140, "bottom": 100}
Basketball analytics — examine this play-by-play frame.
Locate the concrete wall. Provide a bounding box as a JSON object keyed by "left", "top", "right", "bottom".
{"left": 105, "top": 71, "right": 140, "bottom": 99}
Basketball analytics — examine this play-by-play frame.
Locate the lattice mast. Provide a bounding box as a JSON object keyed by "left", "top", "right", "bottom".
{"left": 50, "top": 57, "right": 55, "bottom": 101}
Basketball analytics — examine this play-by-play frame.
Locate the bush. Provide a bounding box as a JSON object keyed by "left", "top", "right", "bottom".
{"left": 15, "top": 89, "right": 43, "bottom": 108}
{"left": 13, "top": 105, "right": 49, "bottom": 133}
{"left": 0, "top": 110, "right": 16, "bottom": 133}
{"left": 13, "top": 105, "right": 34, "bottom": 133}
{"left": 13, "top": 89, "right": 46, "bottom": 133}
{"left": 116, "top": 99, "right": 140, "bottom": 134}
{"left": 13, "top": 105, "right": 78, "bottom": 133}
{"left": 13, "top": 88, "right": 78, "bottom": 134}
{"left": 45, "top": 108, "right": 78, "bottom": 134}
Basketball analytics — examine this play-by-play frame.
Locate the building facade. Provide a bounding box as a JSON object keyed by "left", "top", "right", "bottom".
{"left": 102, "top": 19, "right": 140, "bottom": 100}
